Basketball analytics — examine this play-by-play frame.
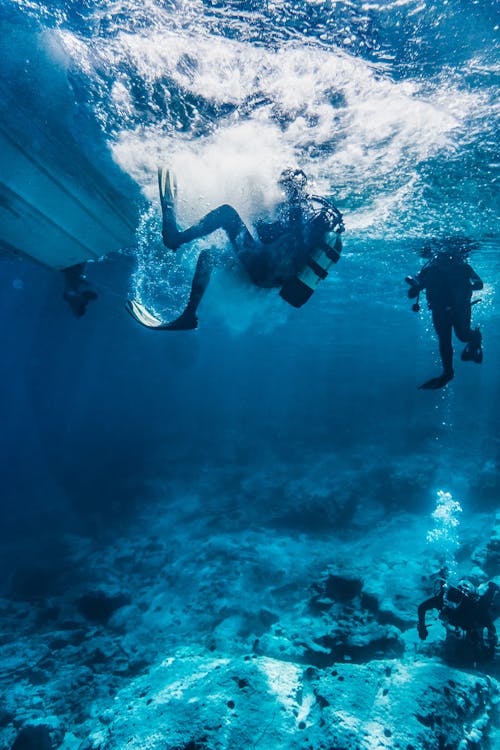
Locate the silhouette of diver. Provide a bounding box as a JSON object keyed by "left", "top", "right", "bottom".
{"left": 151, "top": 167, "right": 344, "bottom": 330}
{"left": 62, "top": 263, "right": 98, "bottom": 317}
{"left": 418, "top": 577, "right": 498, "bottom": 664}
{"left": 405, "top": 238, "right": 483, "bottom": 389}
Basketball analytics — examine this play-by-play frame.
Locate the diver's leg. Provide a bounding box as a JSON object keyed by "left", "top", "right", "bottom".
{"left": 419, "top": 311, "right": 454, "bottom": 389}
{"left": 64, "top": 262, "right": 86, "bottom": 289}
{"left": 184, "top": 249, "right": 215, "bottom": 317}
{"left": 161, "top": 205, "right": 183, "bottom": 249}
{"left": 434, "top": 311, "right": 454, "bottom": 378}
{"left": 453, "top": 303, "right": 473, "bottom": 343}
{"left": 161, "top": 249, "right": 216, "bottom": 330}
{"left": 162, "top": 204, "right": 256, "bottom": 254}
{"left": 62, "top": 263, "right": 98, "bottom": 318}
{"left": 454, "top": 305, "right": 483, "bottom": 363}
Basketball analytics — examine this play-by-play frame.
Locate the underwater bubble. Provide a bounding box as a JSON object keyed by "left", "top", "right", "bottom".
{"left": 426, "top": 490, "right": 463, "bottom": 575}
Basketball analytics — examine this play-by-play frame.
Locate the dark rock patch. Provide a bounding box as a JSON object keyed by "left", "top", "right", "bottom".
{"left": 76, "top": 590, "right": 130, "bottom": 625}
{"left": 11, "top": 725, "right": 53, "bottom": 750}
{"left": 303, "top": 634, "right": 404, "bottom": 667}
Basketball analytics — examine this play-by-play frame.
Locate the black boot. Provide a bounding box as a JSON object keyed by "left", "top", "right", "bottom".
{"left": 461, "top": 328, "right": 482, "bottom": 363}
{"left": 162, "top": 308, "right": 198, "bottom": 330}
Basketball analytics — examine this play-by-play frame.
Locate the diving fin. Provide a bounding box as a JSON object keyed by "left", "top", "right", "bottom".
{"left": 461, "top": 330, "right": 483, "bottom": 364}
{"left": 158, "top": 167, "right": 177, "bottom": 211}
{"left": 125, "top": 299, "right": 198, "bottom": 331}
{"left": 126, "top": 299, "right": 170, "bottom": 329}
{"left": 418, "top": 371, "right": 454, "bottom": 390}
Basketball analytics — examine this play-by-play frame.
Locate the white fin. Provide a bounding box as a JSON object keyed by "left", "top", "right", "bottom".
{"left": 126, "top": 299, "right": 167, "bottom": 328}
{"left": 157, "top": 167, "right": 177, "bottom": 207}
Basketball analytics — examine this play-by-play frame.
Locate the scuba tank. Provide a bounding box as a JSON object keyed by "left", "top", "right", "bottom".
{"left": 279, "top": 196, "right": 344, "bottom": 308}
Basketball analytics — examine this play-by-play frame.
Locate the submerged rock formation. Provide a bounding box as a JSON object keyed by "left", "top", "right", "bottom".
{"left": 1, "top": 507, "right": 499, "bottom": 750}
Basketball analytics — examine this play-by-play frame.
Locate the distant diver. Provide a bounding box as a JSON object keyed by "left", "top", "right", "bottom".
{"left": 126, "top": 167, "right": 344, "bottom": 330}
{"left": 405, "top": 237, "right": 484, "bottom": 390}
{"left": 418, "top": 576, "right": 498, "bottom": 664}
{"left": 62, "top": 263, "right": 98, "bottom": 318}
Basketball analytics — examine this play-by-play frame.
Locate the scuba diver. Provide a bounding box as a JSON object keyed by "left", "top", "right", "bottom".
{"left": 418, "top": 577, "right": 498, "bottom": 664}
{"left": 405, "top": 237, "right": 484, "bottom": 390}
{"left": 126, "top": 167, "right": 344, "bottom": 330}
{"left": 62, "top": 263, "right": 98, "bottom": 317}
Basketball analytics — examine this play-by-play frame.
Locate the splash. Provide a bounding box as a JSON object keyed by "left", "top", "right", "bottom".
{"left": 426, "top": 490, "right": 463, "bottom": 575}
{"left": 55, "top": 10, "right": 490, "bottom": 241}
{"left": 130, "top": 203, "right": 193, "bottom": 317}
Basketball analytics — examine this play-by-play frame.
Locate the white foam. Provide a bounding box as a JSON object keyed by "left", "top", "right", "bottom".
{"left": 90, "top": 29, "right": 482, "bottom": 236}
{"left": 53, "top": 7, "right": 493, "bottom": 317}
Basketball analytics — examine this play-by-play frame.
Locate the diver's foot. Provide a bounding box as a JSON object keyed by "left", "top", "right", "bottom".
{"left": 162, "top": 310, "right": 198, "bottom": 331}
{"left": 461, "top": 329, "right": 483, "bottom": 364}
{"left": 158, "top": 167, "right": 177, "bottom": 211}
{"left": 64, "top": 289, "right": 98, "bottom": 317}
{"left": 161, "top": 227, "right": 182, "bottom": 251}
{"left": 461, "top": 345, "right": 483, "bottom": 363}
{"left": 418, "top": 371, "right": 454, "bottom": 390}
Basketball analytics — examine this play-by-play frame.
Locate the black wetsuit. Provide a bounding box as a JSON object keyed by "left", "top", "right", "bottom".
{"left": 62, "top": 263, "right": 98, "bottom": 317}
{"left": 409, "top": 256, "right": 483, "bottom": 378}
{"left": 418, "top": 583, "right": 498, "bottom": 655}
{"left": 162, "top": 195, "right": 322, "bottom": 288}
{"left": 160, "top": 191, "right": 339, "bottom": 328}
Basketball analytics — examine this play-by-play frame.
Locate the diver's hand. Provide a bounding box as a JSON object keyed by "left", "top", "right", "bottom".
{"left": 486, "top": 634, "right": 498, "bottom": 653}
{"left": 418, "top": 623, "right": 428, "bottom": 640}
{"left": 405, "top": 276, "right": 420, "bottom": 298}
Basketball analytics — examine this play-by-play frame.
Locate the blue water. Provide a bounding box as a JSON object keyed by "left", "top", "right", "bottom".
{"left": 1, "top": 0, "right": 498, "bottom": 539}
{"left": 0, "top": 0, "right": 499, "bottom": 743}
{"left": 0, "top": 0, "right": 498, "bottom": 545}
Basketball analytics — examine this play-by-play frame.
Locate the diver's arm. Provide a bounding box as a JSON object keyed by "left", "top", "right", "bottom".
{"left": 255, "top": 219, "right": 283, "bottom": 244}
{"left": 417, "top": 595, "right": 441, "bottom": 639}
{"left": 255, "top": 198, "right": 291, "bottom": 244}
{"left": 406, "top": 271, "right": 424, "bottom": 299}
{"left": 485, "top": 620, "right": 497, "bottom": 652}
{"left": 469, "top": 267, "right": 484, "bottom": 291}
{"left": 481, "top": 583, "right": 498, "bottom": 650}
